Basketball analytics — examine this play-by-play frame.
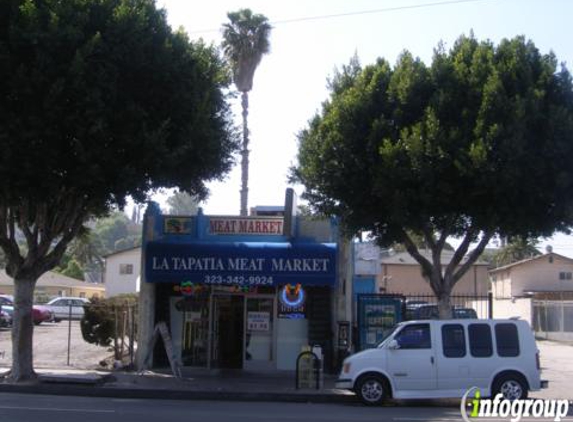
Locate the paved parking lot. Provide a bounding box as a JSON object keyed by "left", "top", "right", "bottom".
{"left": 534, "top": 339, "right": 573, "bottom": 400}
{"left": 0, "top": 321, "right": 112, "bottom": 370}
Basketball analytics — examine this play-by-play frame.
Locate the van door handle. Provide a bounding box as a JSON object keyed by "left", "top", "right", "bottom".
{"left": 431, "top": 356, "right": 434, "bottom": 364}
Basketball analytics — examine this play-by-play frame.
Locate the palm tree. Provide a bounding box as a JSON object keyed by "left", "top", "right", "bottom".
{"left": 222, "top": 9, "right": 271, "bottom": 216}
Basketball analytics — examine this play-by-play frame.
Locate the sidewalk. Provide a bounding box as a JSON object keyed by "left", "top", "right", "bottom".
{"left": 0, "top": 367, "right": 356, "bottom": 404}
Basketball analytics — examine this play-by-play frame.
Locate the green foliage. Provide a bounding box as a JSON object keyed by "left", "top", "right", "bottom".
{"left": 60, "top": 258, "right": 84, "bottom": 280}
{"left": 1, "top": 0, "right": 236, "bottom": 212}
{"left": 94, "top": 211, "right": 140, "bottom": 254}
{"left": 222, "top": 8, "right": 271, "bottom": 93}
{"left": 0, "top": 0, "right": 236, "bottom": 379}
{"left": 491, "top": 236, "right": 541, "bottom": 268}
{"left": 292, "top": 34, "right": 573, "bottom": 305}
{"left": 166, "top": 191, "right": 200, "bottom": 215}
{"left": 54, "top": 211, "right": 140, "bottom": 279}
{"left": 293, "top": 34, "right": 573, "bottom": 244}
{"left": 81, "top": 294, "right": 137, "bottom": 353}
{"left": 81, "top": 297, "right": 115, "bottom": 347}
{"left": 391, "top": 232, "right": 454, "bottom": 253}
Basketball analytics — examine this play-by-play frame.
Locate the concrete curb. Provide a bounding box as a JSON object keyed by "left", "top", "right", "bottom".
{"left": 0, "top": 382, "right": 357, "bottom": 404}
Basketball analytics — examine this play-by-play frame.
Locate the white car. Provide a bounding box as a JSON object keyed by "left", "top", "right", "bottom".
{"left": 336, "top": 319, "right": 548, "bottom": 405}
{"left": 45, "top": 297, "right": 90, "bottom": 322}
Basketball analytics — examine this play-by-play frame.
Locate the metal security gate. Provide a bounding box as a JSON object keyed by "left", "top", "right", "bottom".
{"left": 356, "top": 293, "right": 492, "bottom": 351}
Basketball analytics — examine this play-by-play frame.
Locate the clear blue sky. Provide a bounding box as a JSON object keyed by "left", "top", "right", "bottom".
{"left": 152, "top": 0, "right": 573, "bottom": 255}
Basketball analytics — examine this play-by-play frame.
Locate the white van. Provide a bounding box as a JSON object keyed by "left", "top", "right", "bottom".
{"left": 336, "top": 319, "right": 548, "bottom": 405}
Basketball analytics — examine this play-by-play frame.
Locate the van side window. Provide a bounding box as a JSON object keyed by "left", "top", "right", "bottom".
{"left": 395, "top": 324, "right": 431, "bottom": 349}
{"left": 495, "top": 323, "right": 520, "bottom": 357}
{"left": 442, "top": 324, "right": 466, "bottom": 358}
{"left": 468, "top": 324, "right": 493, "bottom": 357}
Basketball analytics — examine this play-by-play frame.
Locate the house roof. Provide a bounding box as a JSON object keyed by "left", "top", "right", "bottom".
{"left": 489, "top": 252, "right": 573, "bottom": 274}
{"left": 380, "top": 250, "right": 489, "bottom": 266}
{"left": 0, "top": 270, "right": 104, "bottom": 289}
{"left": 103, "top": 246, "right": 141, "bottom": 259}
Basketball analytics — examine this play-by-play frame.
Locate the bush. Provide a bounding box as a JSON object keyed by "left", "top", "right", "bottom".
{"left": 81, "top": 294, "right": 138, "bottom": 360}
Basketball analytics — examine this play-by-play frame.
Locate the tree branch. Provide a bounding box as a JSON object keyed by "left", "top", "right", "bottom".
{"left": 399, "top": 228, "right": 441, "bottom": 293}
{"left": 38, "top": 200, "right": 87, "bottom": 275}
{"left": 443, "top": 227, "right": 478, "bottom": 284}
{"left": 421, "top": 225, "right": 436, "bottom": 250}
{"left": 453, "top": 230, "right": 494, "bottom": 284}
{"left": 0, "top": 206, "right": 24, "bottom": 276}
{"left": 19, "top": 200, "right": 38, "bottom": 261}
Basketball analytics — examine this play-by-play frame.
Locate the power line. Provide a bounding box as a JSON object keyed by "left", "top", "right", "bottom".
{"left": 187, "top": 0, "right": 499, "bottom": 35}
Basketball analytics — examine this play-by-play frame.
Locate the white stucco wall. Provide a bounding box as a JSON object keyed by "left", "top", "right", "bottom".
{"left": 490, "top": 254, "right": 573, "bottom": 298}
{"left": 509, "top": 255, "right": 573, "bottom": 295}
{"left": 492, "top": 297, "right": 533, "bottom": 324}
{"left": 104, "top": 247, "right": 141, "bottom": 297}
{"left": 379, "top": 264, "right": 489, "bottom": 296}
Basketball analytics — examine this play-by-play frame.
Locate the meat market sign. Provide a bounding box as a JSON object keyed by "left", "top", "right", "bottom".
{"left": 209, "top": 217, "right": 284, "bottom": 236}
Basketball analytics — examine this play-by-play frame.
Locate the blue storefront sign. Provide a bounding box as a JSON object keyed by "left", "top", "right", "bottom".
{"left": 145, "top": 241, "right": 336, "bottom": 286}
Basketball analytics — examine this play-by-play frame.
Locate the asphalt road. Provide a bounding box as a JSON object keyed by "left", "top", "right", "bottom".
{"left": 0, "top": 394, "right": 471, "bottom": 422}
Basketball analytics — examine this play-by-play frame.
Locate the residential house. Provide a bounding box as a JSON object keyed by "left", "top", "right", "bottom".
{"left": 0, "top": 270, "right": 105, "bottom": 302}
{"left": 378, "top": 249, "right": 490, "bottom": 297}
{"left": 489, "top": 252, "right": 573, "bottom": 341}
{"left": 104, "top": 246, "right": 141, "bottom": 297}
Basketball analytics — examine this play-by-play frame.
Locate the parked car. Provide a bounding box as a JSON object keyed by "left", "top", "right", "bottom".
{"left": 336, "top": 319, "right": 548, "bottom": 405}
{"left": 0, "top": 295, "right": 55, "bottom": 325}
{"left": 45, "top": 297, "right": 90, "bottom": 322}
{"left": 405, "top": 304, "right": 478, "bottom": 320}
{"left": 0, "top": 309, "right": 11, "bottom": 328}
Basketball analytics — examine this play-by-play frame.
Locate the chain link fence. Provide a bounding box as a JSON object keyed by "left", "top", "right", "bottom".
{"left": 533, "top": 300, "right": 573, "bottom": 342}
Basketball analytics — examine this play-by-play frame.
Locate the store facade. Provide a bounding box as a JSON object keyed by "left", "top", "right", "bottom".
{"left": 137, "top": 195, "right": 349, "bottom": 372}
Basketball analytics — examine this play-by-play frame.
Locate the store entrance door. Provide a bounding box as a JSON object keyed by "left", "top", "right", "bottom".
{"left": 244, "top": 297, "right": 275, "bottom": 370}
{"left": 212, "top": 295, "right": 244, "bottom": 368}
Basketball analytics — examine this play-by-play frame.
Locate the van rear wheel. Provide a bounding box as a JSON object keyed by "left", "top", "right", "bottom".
{"left": 356, "top": 375, "right": 388, "bottom": 406}
{"left": 493, "top": 374, "right": 528, "bottom": 400}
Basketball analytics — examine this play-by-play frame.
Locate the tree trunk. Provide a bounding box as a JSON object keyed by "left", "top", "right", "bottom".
{"left": 437, "top": 291, "right": 453, "bottom": 319}
{"left": 428, "top": 270, "right": 453, "bottom": 319}
{"left": 10, "top": 277, "right": 37, "bottom": 381}
{"left": 240, "top": 91, "right": 250, "bottom": 217}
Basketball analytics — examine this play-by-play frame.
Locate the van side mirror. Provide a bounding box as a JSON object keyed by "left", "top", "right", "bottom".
{"left": 387, "top": 339, "right": 400, "bottom": 350}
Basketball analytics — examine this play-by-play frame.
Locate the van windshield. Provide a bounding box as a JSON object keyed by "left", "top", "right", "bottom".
{"left": 376, "top": 323, "right": 403, "bottom": 348}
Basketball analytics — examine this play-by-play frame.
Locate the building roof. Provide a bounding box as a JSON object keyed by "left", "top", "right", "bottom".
{"left": 489, "top": 252, "right": 573, "bottom": 274}
{"left": 380, "top": 249, "right": 489, "bottom": 266}
{"left": 103, "top": 246, "right": 141, "bottom": 259}
{"left": 0, "top": 270, "right": 104, "bottom": 289}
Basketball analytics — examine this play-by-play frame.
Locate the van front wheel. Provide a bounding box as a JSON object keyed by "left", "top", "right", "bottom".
{"left": 492, "top": 374, "right": 528, "bottom": 400}
{"left": 356, "top": 375, "right": 388, "bottom": 406}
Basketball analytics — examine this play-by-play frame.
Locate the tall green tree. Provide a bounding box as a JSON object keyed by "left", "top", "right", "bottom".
{"left": 222, "top": 9, "right": 271, "bottom": 216}
{"left": 166, "top": 190, "right": 200, "bottom": 215}
{"left": 94, "top": 211, "right": 139, "bottom": 254}
{"left": 292, "top": 35, "right": 573, "bottom": 318}
{"left": 0, "top": 0, "right": 236, "bottom": 381}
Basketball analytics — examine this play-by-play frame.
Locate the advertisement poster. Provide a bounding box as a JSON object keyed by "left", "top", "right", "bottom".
{"left": 247, "top": 311, "right": 270, "bottom": 331}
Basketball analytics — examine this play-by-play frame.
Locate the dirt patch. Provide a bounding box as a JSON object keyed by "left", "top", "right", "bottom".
{"left": 0, "top": 321, "right": 113, "bottom": 370}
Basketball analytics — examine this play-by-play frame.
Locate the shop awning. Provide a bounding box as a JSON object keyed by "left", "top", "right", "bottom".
{"left": 144, "top": 241, "right": 337, "bottom": 287}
